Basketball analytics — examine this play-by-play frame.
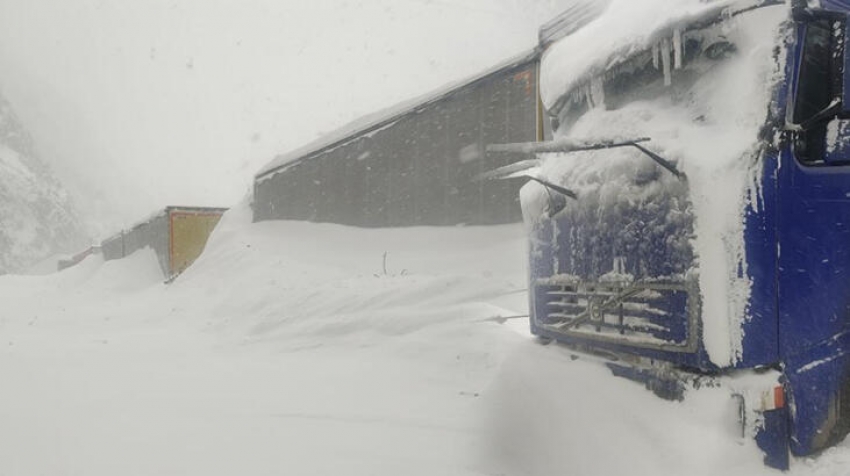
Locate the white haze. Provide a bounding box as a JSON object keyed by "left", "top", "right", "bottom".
{"left": 0, "top": 0, "right": 569, "bottom": 237}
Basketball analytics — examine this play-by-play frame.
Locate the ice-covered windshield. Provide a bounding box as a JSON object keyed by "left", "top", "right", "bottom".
{"left": 551, "top": 18, "right": 747, "bottom": 135}
{"left": 547, "top": 3, "right": 782, "bottom": 138}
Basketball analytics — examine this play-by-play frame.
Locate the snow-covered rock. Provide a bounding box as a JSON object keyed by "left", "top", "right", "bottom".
{"left": 0, "top": 92, "right": 87, "bottom": 274}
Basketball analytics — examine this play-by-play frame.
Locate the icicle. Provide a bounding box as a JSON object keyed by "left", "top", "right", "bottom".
{"left": 673, "top": 28, "right": 683, "bottom": 70}
{"left": 571, "top": 88, "right": 583, "bottom": 107}
{"left": 661, "top": 38, "right": 672, "bottom": 86}
{"left": 552, "top": 223, "right": 560, "bottom": 275}
{"left": 613, "top": 256, "right": 625, "bottom": 275}
{"left": 652, "top": 43, "right": 660, "bottom": 69}
{"left": 590, "top": 77, "right": 605, "bottom": 108}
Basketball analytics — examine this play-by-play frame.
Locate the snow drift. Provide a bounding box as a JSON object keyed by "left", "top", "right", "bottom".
{"left": 3, "top": 200, "right": 850, "bottom": 474}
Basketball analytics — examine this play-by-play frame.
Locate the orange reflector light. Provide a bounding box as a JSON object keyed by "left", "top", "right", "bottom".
{"left": 774, "top": 386, "right": 785, "bottom": 409}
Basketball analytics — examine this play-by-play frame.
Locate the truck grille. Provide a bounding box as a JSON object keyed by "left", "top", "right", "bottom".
{"left": 534, "top": 278, "right": 698, "bottom": 352}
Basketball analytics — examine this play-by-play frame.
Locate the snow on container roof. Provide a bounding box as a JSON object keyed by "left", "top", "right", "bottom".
{"left": 102, "top": 206, "right": 228, "bottom": 240}
{"left": 254, "top": 49, "right": 540, "bottom": 180}
{"left": 539, "top": 0, "right": 779, "bottom": 111}
{"left": 538, "top": 0, "right": 612, "bottom": 48}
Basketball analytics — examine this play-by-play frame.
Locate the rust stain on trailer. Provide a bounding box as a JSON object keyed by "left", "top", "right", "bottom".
{"left": 514, "top": 70, "right": 533, "bottom": 96}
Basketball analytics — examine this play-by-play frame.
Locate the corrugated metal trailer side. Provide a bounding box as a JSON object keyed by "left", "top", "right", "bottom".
{"left": 253, "top": 51, "right": 547, "bottom": 227}
{"left": 122, "top": 212, "right": 170, "bottom": 275}
{"left": 100, "top": 233, "right": 125, "bottom": 261}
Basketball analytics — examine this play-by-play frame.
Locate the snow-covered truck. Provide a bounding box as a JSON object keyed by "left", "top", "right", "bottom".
{"left": 485, "top": 0, "right": 850, "bottom": 468}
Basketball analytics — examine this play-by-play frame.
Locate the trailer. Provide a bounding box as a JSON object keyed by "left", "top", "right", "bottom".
{"left": 253, "top": 51, "right": 549, "bottom": 227}
{"left": 57, "top": 245, "right": 101, "bottom": 271}
{"left": 482, "top": 0, "right": 850, "bottom": 469}
{"left": 100, "top": 206, "right": 226, "bottom": 279}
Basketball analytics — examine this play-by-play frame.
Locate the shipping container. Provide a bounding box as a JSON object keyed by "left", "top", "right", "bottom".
{"left": 57, "top": 245, "right": 101, "bottom": 271}
{"left": 253, "top": 50, "right": 549, "bottom": 227}
{"left": 99, "top": 206, "right": 227, "bottom": 278}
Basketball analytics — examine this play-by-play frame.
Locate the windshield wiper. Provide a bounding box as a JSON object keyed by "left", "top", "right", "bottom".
{"left": 472, "top": 160, "right": 579, "bottom": 200}
{"left": 487, "top": 137, "right": 650, "bottom": 154}
{"left": 486, "top": 137, "right": 686, "bottom": 180}
{"left": 630, "top": 142, "right": 686, "bottom": 180}
{"left": 527, "top": 177, "right": 578, "bottom": 200}
{"left": 787, "top": 98, "right": 842, "bottom": 132}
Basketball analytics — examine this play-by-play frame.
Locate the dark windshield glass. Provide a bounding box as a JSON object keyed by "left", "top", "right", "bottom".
{"left": 793, "top": 19, "right": 839, "bottom": 124}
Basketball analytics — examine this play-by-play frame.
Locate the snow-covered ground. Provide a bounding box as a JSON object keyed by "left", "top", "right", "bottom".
{"left": 2, "top": 201, "right": 849, "bottom": 475}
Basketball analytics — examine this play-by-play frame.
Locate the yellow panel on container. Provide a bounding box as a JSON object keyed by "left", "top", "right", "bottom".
{"left": 169, "top": 211, "right": 223, "bottom": 276}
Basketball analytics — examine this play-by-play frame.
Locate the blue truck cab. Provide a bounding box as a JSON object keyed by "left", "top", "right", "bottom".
{"left": 487, "top": 0, "right": 850, "bottom": 469}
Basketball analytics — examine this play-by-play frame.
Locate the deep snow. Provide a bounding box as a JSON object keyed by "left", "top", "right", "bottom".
{"left": 2, "top": 201, "right": 850, "bottom": 475}
{"left": 2, "top": 0, "right": 849, "bottom": 474}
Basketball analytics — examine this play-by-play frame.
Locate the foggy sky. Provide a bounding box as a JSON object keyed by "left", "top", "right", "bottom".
{"left": 0, "top": 0, "right": 569, "bottom": 235}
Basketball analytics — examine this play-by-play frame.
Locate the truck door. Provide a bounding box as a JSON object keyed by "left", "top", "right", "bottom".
{"left": 779, "top": 13, "right": 850, "bottom": 455}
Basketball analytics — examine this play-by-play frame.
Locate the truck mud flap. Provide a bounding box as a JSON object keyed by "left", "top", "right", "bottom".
{"left": 757, "top": 405, "right": 790, "bottom": 470}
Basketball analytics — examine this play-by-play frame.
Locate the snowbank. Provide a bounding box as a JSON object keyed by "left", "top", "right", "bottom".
{"left": 171, "top": 200, "right": 528, "bottom": 345}
{"left": 0, "top": 201, "right": 529, "bottom": 475}
{"left": 2, "top": 200, "right": 850, "bottom": 474}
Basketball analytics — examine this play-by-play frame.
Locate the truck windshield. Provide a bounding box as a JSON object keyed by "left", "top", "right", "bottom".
{"left": 552, "top": 15, "right": 755, "bottom": 136}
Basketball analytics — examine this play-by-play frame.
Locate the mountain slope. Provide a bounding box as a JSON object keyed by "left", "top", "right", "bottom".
{"left": 0, "top": 92, "right": 86, "bottom": 273}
